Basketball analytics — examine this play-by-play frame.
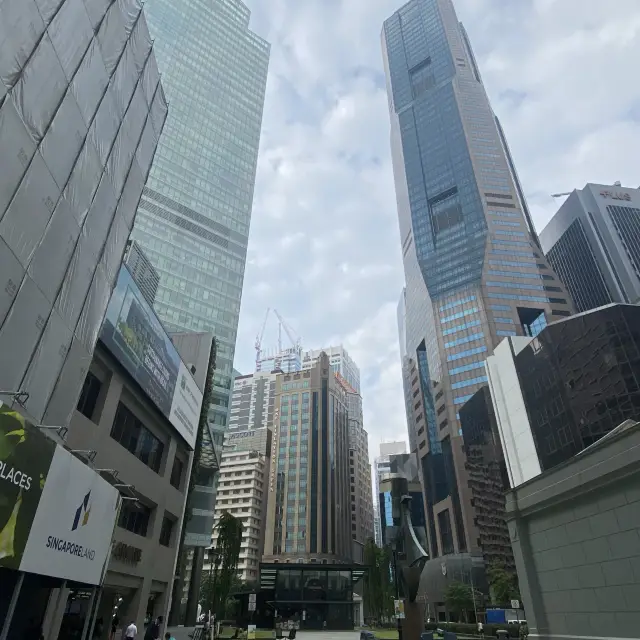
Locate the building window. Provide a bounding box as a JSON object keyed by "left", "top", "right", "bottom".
{"left": 119, "top": 501, "right": 151, "bottom": 537}
{"left": 437, "top": 509, "right": 455, "bottom": 555}
{"left": 159, "top": 516, "right": 175, "bottom": 547}
{"left": 77, "top": 372, "right": 101, "bottom": 420}
{"left": 170, "top": 457, "right": 184, "bottom": 489}
{"left": 111, "top": 404, "right": 165, "bottom": 473}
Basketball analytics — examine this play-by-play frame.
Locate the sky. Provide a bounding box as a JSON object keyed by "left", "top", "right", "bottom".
{"left": 234, "top": 0, "right": 640, "bottom": 463}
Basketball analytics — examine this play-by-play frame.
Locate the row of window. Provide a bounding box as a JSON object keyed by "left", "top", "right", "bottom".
{"left": 487, "top": 281, "right": 558, "bottom": 292}
{"left": 490, "top": 293, "right": 567, "bottom": 304}
{"left": 444, "top": 332, "right": 484, "bottom": 349}
{"left": 451, "top": 375, "right": 488, "bottom": 390}
{"left": 447, "top": 345, "right": 487, "bottom": 362}
{"left": 449, "top": 360, "right": 486, "bottom": 376}
{"left": 487, "top": 269, "right": 553, "bottom": 281}
{"left": 441, "top": 307, "right": 478, "bottom": 324}
{"left": 442, "top": 318, "right": 481, "bottom": 336}
{"left": 439, "top": 295, "right": 476, "bottom": 312}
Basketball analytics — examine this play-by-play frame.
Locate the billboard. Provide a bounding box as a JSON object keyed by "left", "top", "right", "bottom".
{"left": 0, "top": 403, "right": 120, "bottom": 585}
{"left": 100, "top": 267, "right": 202, "bottom": 449}
{"left": 0, "top": 403, "right": 56, "bottom": 570}
{"left": 20, "top": 446, "right": 119, "bottom": 585}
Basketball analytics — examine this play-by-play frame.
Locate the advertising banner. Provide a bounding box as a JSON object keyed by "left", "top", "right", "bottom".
{"left": 0, "top": 403, "right": 56, "bottom": 570}
{"left": 19, "top": 445, "right": 120, "bottom": 585}
{"left": 100, "top": 267, "right": 202, "bottom": 449}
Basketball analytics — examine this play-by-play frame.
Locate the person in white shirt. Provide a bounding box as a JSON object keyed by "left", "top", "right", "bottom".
{"left": 124, "top": 621, "right": 137, "bottom": 638}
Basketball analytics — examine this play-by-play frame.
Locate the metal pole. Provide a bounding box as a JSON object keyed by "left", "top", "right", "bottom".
{"left": 469, "top": 561, "right": 478, "bottom": 624}
{"left": 0, "top": 572, "right": 25, "bottom": 640}
{"left": 393, "top": 549, "right": 403, "bottom": 640}
{"left": 212, "top": 560, "right": 219, "bottom": 640}
{"left": 86, "top": 588, "right": 103, "bottom": 640}
{"left": 80, "top": 588, "right": 97, "bottom": 640}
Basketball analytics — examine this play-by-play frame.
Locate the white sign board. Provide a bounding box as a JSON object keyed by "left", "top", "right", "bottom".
{"left": 169, "top": 361, "right": 203, "bottom": 448}
{"left": 511, "top": 599, "right": 520, "bottom": 609}
{"left": 20, "top": 446, "right": 120, "bottom": 585}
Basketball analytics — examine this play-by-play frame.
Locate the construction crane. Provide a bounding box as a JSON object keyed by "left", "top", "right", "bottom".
{"left": 254, "top": 306, "right": 270, "bottom": 367}
{"left": 274, "top": 309, "right": 301, "bottom": 350}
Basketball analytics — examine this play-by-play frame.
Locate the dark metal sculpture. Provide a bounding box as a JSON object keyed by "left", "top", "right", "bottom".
{"left": 386, "top": 476, "right": 429, "bottom": 639}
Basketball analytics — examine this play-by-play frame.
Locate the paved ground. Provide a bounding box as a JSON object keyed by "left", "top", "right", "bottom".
{"left": 166, "top": 628, "right": 362, "bottom": 640}
{"left": 295, "top": 633, "right": 360, "bottom": 639}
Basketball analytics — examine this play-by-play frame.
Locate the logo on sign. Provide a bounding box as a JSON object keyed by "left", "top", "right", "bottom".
{"left": 600, "top": 190, "right": 631, "bottom": 201}
{"left": 72, "top": 491, "right": 91, "bottom": 531}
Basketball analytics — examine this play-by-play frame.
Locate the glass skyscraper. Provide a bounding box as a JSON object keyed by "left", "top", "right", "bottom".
{"left": 383, "top": 0, "right": 573, "bottom": 572}
{"left": 130, "top": 0, "right": 269, "bottom": 427}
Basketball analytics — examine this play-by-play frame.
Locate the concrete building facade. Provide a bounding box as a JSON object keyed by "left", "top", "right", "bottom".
{"left": 345, "top": 389, "right": 375, "bottom": 547}
{"left": 68, "top": 342, "right": 192, "bottom": 637}
{"left": 229, "top": 370, "right": 278, "bottom": 435}
{"left": 263, "top": 354, "right": 352, "bottom": 563}
{"left": 210, "top": 449, "right": 268, "bottom": 583}
{"left": 505, "top": 420, "right": 640, "bottom": 640}
{"left": 541, "top": 183, "right": 640, "bottom": 313}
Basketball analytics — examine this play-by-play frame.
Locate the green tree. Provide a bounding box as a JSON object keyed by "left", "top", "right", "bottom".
{"left": 362, "top": 539, "right": 395, "bottom": 624}
{"left": 201, "top": 511, "right": 243, "bottom": 619}
{"left": 487, "top": 562, "right": 521, "bottom": 606}
{"left": 444, "top": 581, "right": 482, "bottom": 622}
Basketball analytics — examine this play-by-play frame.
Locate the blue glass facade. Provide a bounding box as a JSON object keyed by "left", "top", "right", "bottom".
{"left": 384, "top": 0, "right": 573, "bottom": 558}
{"left": 130, "top": 0, "right": 269, "bottom": 428}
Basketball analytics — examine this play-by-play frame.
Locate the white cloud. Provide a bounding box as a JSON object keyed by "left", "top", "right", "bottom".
{"left": 236, "top": 0, "right": 640, "bottom": 462}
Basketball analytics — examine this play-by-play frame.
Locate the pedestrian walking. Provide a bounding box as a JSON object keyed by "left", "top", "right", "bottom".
{"left": 124, "top": 620, "right": 137, "bottom": 639}
{"left": 144, "top": 616, "right": 163, "bottom": 640}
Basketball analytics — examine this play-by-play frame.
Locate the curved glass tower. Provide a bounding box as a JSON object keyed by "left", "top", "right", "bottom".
{"left": 130, "top": 0, "right": 269, "bottom": 428}
{"left": 383, "top": 0, "right": 573, "bottom": 566}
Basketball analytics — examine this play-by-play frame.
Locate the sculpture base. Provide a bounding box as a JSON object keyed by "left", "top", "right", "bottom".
{"left": 400, "top": 600, "right": 425, "bottom": 639}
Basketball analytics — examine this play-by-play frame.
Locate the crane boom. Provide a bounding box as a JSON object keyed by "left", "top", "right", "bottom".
{"left": 255, "top": 307, "right": 270, "bottom": 364}
{"left": 273, "top": 309, "right": 300, "bottom": 349}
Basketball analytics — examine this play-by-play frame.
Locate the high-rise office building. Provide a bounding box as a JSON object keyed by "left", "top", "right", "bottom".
{"left": 541, "top": 183, "right": 640, "bottom": 312}
{"left": 382, "top": 0, "right": 573, "bottom": 565}
{"left": 303, "top": 345, "right": 361, "bottom": 393}
{"left": 263, "top": 354, "right": 352, "bottom": 563}
{"left": 210, "top": 449, "right": 268, "bottom": 583}
{"left": 130, "top": 0, "right": 270, "bottom": 430}
{"left": 398, "top": 289, "right": 425, "bottom": 454}
{"left": 303, "top": 345, "right": 373, "bottom": 550}
{"left": 229, "top": 370, "right": 278, "bottom": 434}
{"left": 485, "top": 303, "right": 640, "bottom": 487}
{"left": 338, "top": 380, "right": 374, "bottom": 550}
{"left": 373, "top": 441, "right": 407, "bottom": 545}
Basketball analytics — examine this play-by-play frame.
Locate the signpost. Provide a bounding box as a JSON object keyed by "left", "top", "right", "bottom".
{"left": 248, "top": 593, "right": 256, "bottom": 612}
{"left": 394, "top": 599, "right": 405, "bottom": 619}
